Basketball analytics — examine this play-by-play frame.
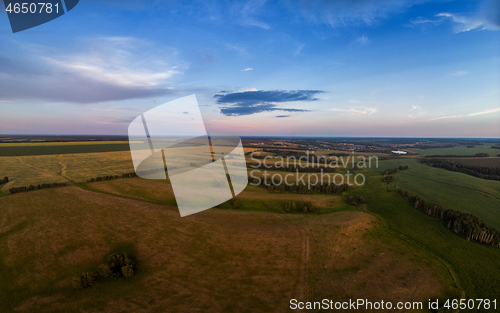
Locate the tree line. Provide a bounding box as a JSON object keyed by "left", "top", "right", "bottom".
{"left": 283, "top": 201, "right": 315, "bottom": 213}
{"left": 382, "top": 165, "right": 409, "bottom": 176}
{"left": 425, "top": 153, "right": 489, "bottom": 158}
{"left": 0, "top": 177, "right": 8, "bottom": 185}
{"left": 250, "top": 177, "right": 349, "bottom": 194}
{"left": 420, "top": 158, "right": 500, "bottom": 181}
{"left": 396, "top": 187, "right": 500, "bottom": 247}
{"left": 87, "top": 172, "right": 138, "bottom": 183}
{"left": 261, "top": 149, "right": 327, "bottom": 163}
{"left": 382, "top": 166, "right": 409, "bottom": 183}
{"left": 9, "top": 182, "right": 69, "bottom": 194}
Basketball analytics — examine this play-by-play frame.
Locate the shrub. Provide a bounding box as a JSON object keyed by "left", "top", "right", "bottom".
{"left": 122, "top": 264, "right": 134, "bottom": 278}
{"left": 97, "top": 263, "right": 113, "bottom": 278}
{"left": 72, "top": 272, "right": 96, "bottom": 289}
{"left": 98, "top": 253, "right": 135, "bottom": 279}
{"left": 346, "top": 195, "right": 365, "bottom": 206}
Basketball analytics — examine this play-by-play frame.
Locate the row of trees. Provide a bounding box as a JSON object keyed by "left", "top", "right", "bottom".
{"left": 87, "top": 172, "right": 138, "bottom": 183}
{"left": 9, "top": 182, "right": 69, "bottom": 194}
{"left": 397, "top": 187, "right": 443, "bottom": 218}
{"left": 396, "top": 187, "right": 500, "bottom": 247}
{"left": 247, "top": 163, "right": 336, "bottom": 173}
{"left": 382, "top": 165, "right": 409, "bottom": 176}
{"left": 425, "top": 153, "right": 490, "bottom": 158}
{"left": 283, "top": 201, "right": 315, "bottom": 213}
{"left": 256, "top": 178, "right": 349, "bottom": 194}
{"left": 72, "top": 253, "right": 135, "bottom": 289}
{"left": 262, "top": 149, "right": 327, "bottom": 163}
{"left": 442, "top": 210, "right": 500, "bottom": 246}
{"left": 420, "top": 158, "right": 500, "bottom": 181}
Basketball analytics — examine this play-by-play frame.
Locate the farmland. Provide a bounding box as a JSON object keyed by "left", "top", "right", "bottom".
{"left": 450, "top": 157, "right": 500, "bottom": 167}
{"left": 0, "top": 142, "right": 131, "bottom": 156}
{"left": 410, "top": 145, "right": 500, "bottom": 157}
{"left": 370, "top": 158, "right": 500, "bottom": 229}
{"left": 1, "top": 138, "right": 500, "bottom": 312}
{"left": 0, "top": 178, "right": 455, "bottom": 312}
{"left": 356, "top": 170, "right": 500, "bottom": 303}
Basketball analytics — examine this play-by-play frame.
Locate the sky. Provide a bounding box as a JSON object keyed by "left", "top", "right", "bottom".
{"left": 0, "top": 0, "right": 499, "bottom": 137}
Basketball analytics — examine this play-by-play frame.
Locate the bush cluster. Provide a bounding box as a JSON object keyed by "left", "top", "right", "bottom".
{"left": 346, "top": 195, "right": 365, "bottom": 206}
{"left": 72, "top": 253, "right": 135, "bottom": 289}
{"left": 72, "top": 272, "right": 96, "bottom": 289}
{"left": 283, "top": 201, "right": 314, "bottom": 213}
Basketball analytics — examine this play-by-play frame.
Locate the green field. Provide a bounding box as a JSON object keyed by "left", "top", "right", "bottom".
{"left": 1, "top": 141, "right": 500, "bottom": 312}
{"left": 450, "top": 157, "right": 500, "bottom": 167}
{"left": 370, "top": 158, "right": 500, "bottom": 229}
{"left": 356, "top": 171, "right": 500, "bottom": 303}
{"left": 411, "top": 145, "right": 500, "bottom": 157}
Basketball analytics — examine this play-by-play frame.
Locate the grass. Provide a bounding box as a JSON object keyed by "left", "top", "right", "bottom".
{"left": 2, "top": 145, "right": 499, "bottom": 312}
{"left": 0, "top": 186, "right": 304, "bottom": 312}
{"left": 0, "top": 151, "right": 135, "bottom": 192}
{"left": 370, "top": 158, "right": 500, "bottom": 229}
{"left": 410, "top": 145, "right": 500, "bottom": 156}
{"left": 0, "top": 143, "right": 131, "bottom": 156}
{"left": 448, "top": 157, "right": 500, "bottom": 167}
{"left": 357, "top": 169, "right": 500, "bottom": 306}
{"left": 292, "top": 211, "right": 457, "bottom": 313}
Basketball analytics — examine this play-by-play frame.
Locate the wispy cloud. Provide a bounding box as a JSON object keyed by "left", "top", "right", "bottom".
{"left": 410, "top": 0, "right": 499, "bottom": 33}
{"left": 231, "top": 0, "right": 270, "bottom": 29}
{"left": 289, "top": 0, "right": 430, "bottom": 27}
{"left": 0, "top": 37, "right": 183, "bottom": 104}
{"left": 243, "top": 68, "right": 253, "bottom": 71}
{"left": 468, "top": 107, "right": 500, "bottom": 116}
{"left": 331, "top": 107, "right": 377, "bottom": 115}
{"left": 215, "top": 90, "right": 322, "bottom": 116}
{"left": 428, "top": 115, "right": 462, "bottom": 121}
{"left": 437, "top": 0, "right": 500, "bottom": 33}
{"left": 427, "top": 107, "right": 500, "bottom": 121}
{"left": 356, "top": 35, "right": 370, "bottom": 45}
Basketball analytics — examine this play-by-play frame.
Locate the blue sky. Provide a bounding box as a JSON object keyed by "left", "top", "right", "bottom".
{"left": 0, "top": 0, "right": 499, "bottom": 137}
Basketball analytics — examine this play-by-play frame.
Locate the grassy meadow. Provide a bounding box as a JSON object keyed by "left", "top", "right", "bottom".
{"left": 370, "top": 158, "right": 500, "bottom": 229}
{"left": 355, "top": 170, "right": 500, "bottom": 304}
{"left": 410, "top": 145, "right": 500, "bottom": 156}
{"left": 0, "top": 185, "right": 304, "bottom": 313}
{"left": 1, "top": 141, "right": 500, "bottom": 312}
{"left": 0, "top": 177, "right": 459, "bottom": 312}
